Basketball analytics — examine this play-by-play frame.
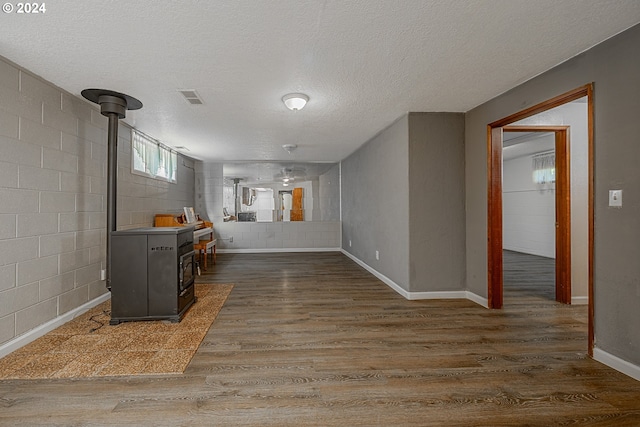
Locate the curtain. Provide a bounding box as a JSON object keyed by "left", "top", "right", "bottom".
{"left": 532, "top": 152, "right": 555, "bottom": 185}
{"left": 132, "top": 130, "right": 177, "bottom": 183}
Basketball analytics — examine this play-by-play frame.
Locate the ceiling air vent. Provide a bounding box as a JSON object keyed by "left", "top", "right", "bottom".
{"left": 178, "top": 89, "right": 203, "bottom": 105}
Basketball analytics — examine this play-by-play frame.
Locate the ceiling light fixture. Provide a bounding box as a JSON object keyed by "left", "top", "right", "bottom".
{"left": 282, "top": 93, "right": 309, "bottom": 111}
{"left": 282, "top": 144, "right": 297, "bottom": 154}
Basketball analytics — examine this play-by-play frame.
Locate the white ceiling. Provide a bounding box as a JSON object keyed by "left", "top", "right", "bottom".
{"left": 1, "top": 1, "right": 639, "bottom": 163}
{"left": 224, "top": 162, "right": 335, "bottom": 185}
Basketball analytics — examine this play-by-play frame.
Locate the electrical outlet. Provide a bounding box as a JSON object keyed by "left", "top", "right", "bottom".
{"left": 375, "top": 250, "right": 379, "bottom": 260}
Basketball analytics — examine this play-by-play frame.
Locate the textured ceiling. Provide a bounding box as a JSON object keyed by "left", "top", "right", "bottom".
{"left": 1, "top": 1, "right": 639, "bottom": 163}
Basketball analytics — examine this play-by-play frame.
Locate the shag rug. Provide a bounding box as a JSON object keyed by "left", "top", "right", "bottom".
{"left": 0, "top": 284, "right": 233, "bottom": 379}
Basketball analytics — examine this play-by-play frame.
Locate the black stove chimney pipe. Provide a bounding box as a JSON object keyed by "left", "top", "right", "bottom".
{"left": 81, "top": 89, "right": 142, "bottom": 291}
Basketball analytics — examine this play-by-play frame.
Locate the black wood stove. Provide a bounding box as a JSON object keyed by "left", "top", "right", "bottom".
{"left": 109, "top": 227, "right": 196, "bottom": 324}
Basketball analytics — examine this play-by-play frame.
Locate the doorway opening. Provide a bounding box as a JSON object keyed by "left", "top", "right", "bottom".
{"left": 277, "top": 190, "right": 293, "bottom": 222}
{"left": 487, "top": 84, "right": 594, "bottom": 355}
{"left": 502, "top": 126, "right": 570, "bottom": 304}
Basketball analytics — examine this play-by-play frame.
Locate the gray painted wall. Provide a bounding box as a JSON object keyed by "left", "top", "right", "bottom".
{"left": 341, "top": 116, "right": 410, "bottom": 289}
{"left": 0, "top": 56, "right": 195, "bottom": 346}
{"left": 408, "top": 113, "right": 465, "bottom": 292}
{"left": 319, "top": 163, "right": 340, "bottom": 221}
{"left": 465, "top": 24, "right": 640, "bottom": 365}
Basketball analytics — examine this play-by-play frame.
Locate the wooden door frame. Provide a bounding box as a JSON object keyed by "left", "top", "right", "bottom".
{"left": 487, "top": 84, "right": 594, "bottom": 355}
{"left": 502, "top": 126, "right": 571, "bottom": 304}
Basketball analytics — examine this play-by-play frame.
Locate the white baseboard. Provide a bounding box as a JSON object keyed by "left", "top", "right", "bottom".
{"left": 0, "top": 292, "right": 111, "bottom": 359}
{"left": 593, "top": 347, "right": 640, "bottom": 381}
{"left": 218, "top": 247, "right": 341, "bottom": 254}
{"left": 341, "top": 250, "right": 487, "bottom": 305}
{"left": 341, "top": 249, "right": 410, "bottom": 298}
{"left": 465, "top": 291, "right": 490, "bottom": 308}
{"left": 571, "top": 296, "right": 589, "bottom": 305}
{"left": 406, "top": 290, "right": 468, "bottom": 300}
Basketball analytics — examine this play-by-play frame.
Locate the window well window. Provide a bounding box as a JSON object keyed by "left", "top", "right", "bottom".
{"left": 532, "top": 151, "right": 555, "bottom": 185}
{"left": 132, "top": 129, "right": 177, "bottom": 183}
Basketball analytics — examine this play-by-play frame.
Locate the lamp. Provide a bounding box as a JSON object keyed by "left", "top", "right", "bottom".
{"left": 282, "top": 93, "right": 309, "bottom": 111}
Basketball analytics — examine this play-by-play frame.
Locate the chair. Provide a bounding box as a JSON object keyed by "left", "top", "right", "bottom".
{"left": 194, "top": 221, "right": 216, "bottom": 271}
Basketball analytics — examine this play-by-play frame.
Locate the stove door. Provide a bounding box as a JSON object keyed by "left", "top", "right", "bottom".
{"left": 179, "top": 250, "right": 196, "bottom": 292}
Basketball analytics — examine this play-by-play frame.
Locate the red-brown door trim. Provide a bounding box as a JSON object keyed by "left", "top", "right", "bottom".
{"left": 487, "top": 84, "right": 594, "bottom": 356}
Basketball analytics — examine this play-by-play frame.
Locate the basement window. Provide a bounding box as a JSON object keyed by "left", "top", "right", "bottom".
{"left": 132, "top": 129, "right": 177, "bottom": 183}
{"left": 532, "top": 152, "right": 555, "bottom": 185}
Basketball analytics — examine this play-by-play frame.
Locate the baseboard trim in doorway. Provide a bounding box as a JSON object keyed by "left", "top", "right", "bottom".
{"left": 571, "top": 296, "right": 589, "bottom": 305}
{"left": 404, "top": 290, "right": 465, "bottom": 300}
{"left": 465, "top": 291, "right": 490, "bottom": 308}
{"left": 593, "top": 348, "right": 640, "bottom": 381}
{"left": 0, "top": 292, "right": 111, "bottom": 359}
{"left": 341, "top": 250, "right": 488, "bottom": 306}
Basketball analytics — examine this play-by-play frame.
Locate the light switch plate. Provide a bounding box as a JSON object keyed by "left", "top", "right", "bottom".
{"left": 609, "top": 189, "right": 622, "bottom": 207}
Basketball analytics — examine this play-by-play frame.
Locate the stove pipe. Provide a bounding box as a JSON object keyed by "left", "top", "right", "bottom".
{"left": 81, "top": 89, "right": 142, "bottom": 291}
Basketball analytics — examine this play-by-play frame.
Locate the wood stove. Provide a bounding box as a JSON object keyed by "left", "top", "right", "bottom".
{"left": 109, "top": 227, "right": 196, "bottom": 324}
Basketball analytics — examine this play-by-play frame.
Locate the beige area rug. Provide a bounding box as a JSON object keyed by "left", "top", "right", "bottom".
{"left": 0, "top": 284, "right": 233, "bottom": 380}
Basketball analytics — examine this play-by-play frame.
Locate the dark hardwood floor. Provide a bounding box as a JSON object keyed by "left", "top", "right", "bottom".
{"left": 503, "top": 250, "right": 556, "bottom": 302}
{"left": 1, "top": 252, "right": 638, "bottom": 426}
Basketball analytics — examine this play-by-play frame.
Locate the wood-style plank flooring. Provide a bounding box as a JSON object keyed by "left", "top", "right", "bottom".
{"left": 503, "top": 250, "right": 555, "bottom": 302}
{"left": 1, "top": 252, "right": 639, "bottom": 426}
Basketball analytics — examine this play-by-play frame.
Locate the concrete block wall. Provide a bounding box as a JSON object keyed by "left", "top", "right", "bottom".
{"left": 215, "top": 221, "right": 341, "bottom": 250}
{"left": 0, "top": 56, "right": 195, "bottom": 347}
{"left": 116, "top": 127, "right": 195, "bottom": 230}
{"left": 194, "top": 161, "right": 225, "bottom": 225}
{"left": 503, "top": 152, "right": 556, "bottom": 258}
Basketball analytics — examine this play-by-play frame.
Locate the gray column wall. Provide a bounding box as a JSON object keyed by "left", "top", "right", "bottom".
{"left": 465, "top": 24, "right": 640, "bottom": 365}
{"left": 341, "top": 116, "right": 410, "bottom": 290}
{"left": 408, "top": 113, "right": 465, "bottom": 292}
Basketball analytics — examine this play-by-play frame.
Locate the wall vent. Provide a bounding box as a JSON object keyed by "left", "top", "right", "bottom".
{"left": 178, "top": 89, "right": 203, "bottom": 105}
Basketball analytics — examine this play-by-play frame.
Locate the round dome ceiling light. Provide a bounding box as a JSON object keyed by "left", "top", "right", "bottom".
{"left": 282, "top": 93, "right": 309, "bottom": 111}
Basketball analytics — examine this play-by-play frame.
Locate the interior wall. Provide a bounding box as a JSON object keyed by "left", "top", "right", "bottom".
{"left": 408, "top": 113, "right": 466, "bottom": 292}
{"left": 341, "top": 116, "right": 410, "bottom": 290}
{"left": 465, "top": 24, "right": 640, "bottom": 366}
{"left": 319, "top": 163, "right": 340, "bottom": 221}
{"left": 0, "top": 56, "right": 195, "bottom": 347}
{"left": 503, "top": 135, "right": 556, "bottom": 258}
{"left": 117, "top": 129, "right": 196, "bottom": 230}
